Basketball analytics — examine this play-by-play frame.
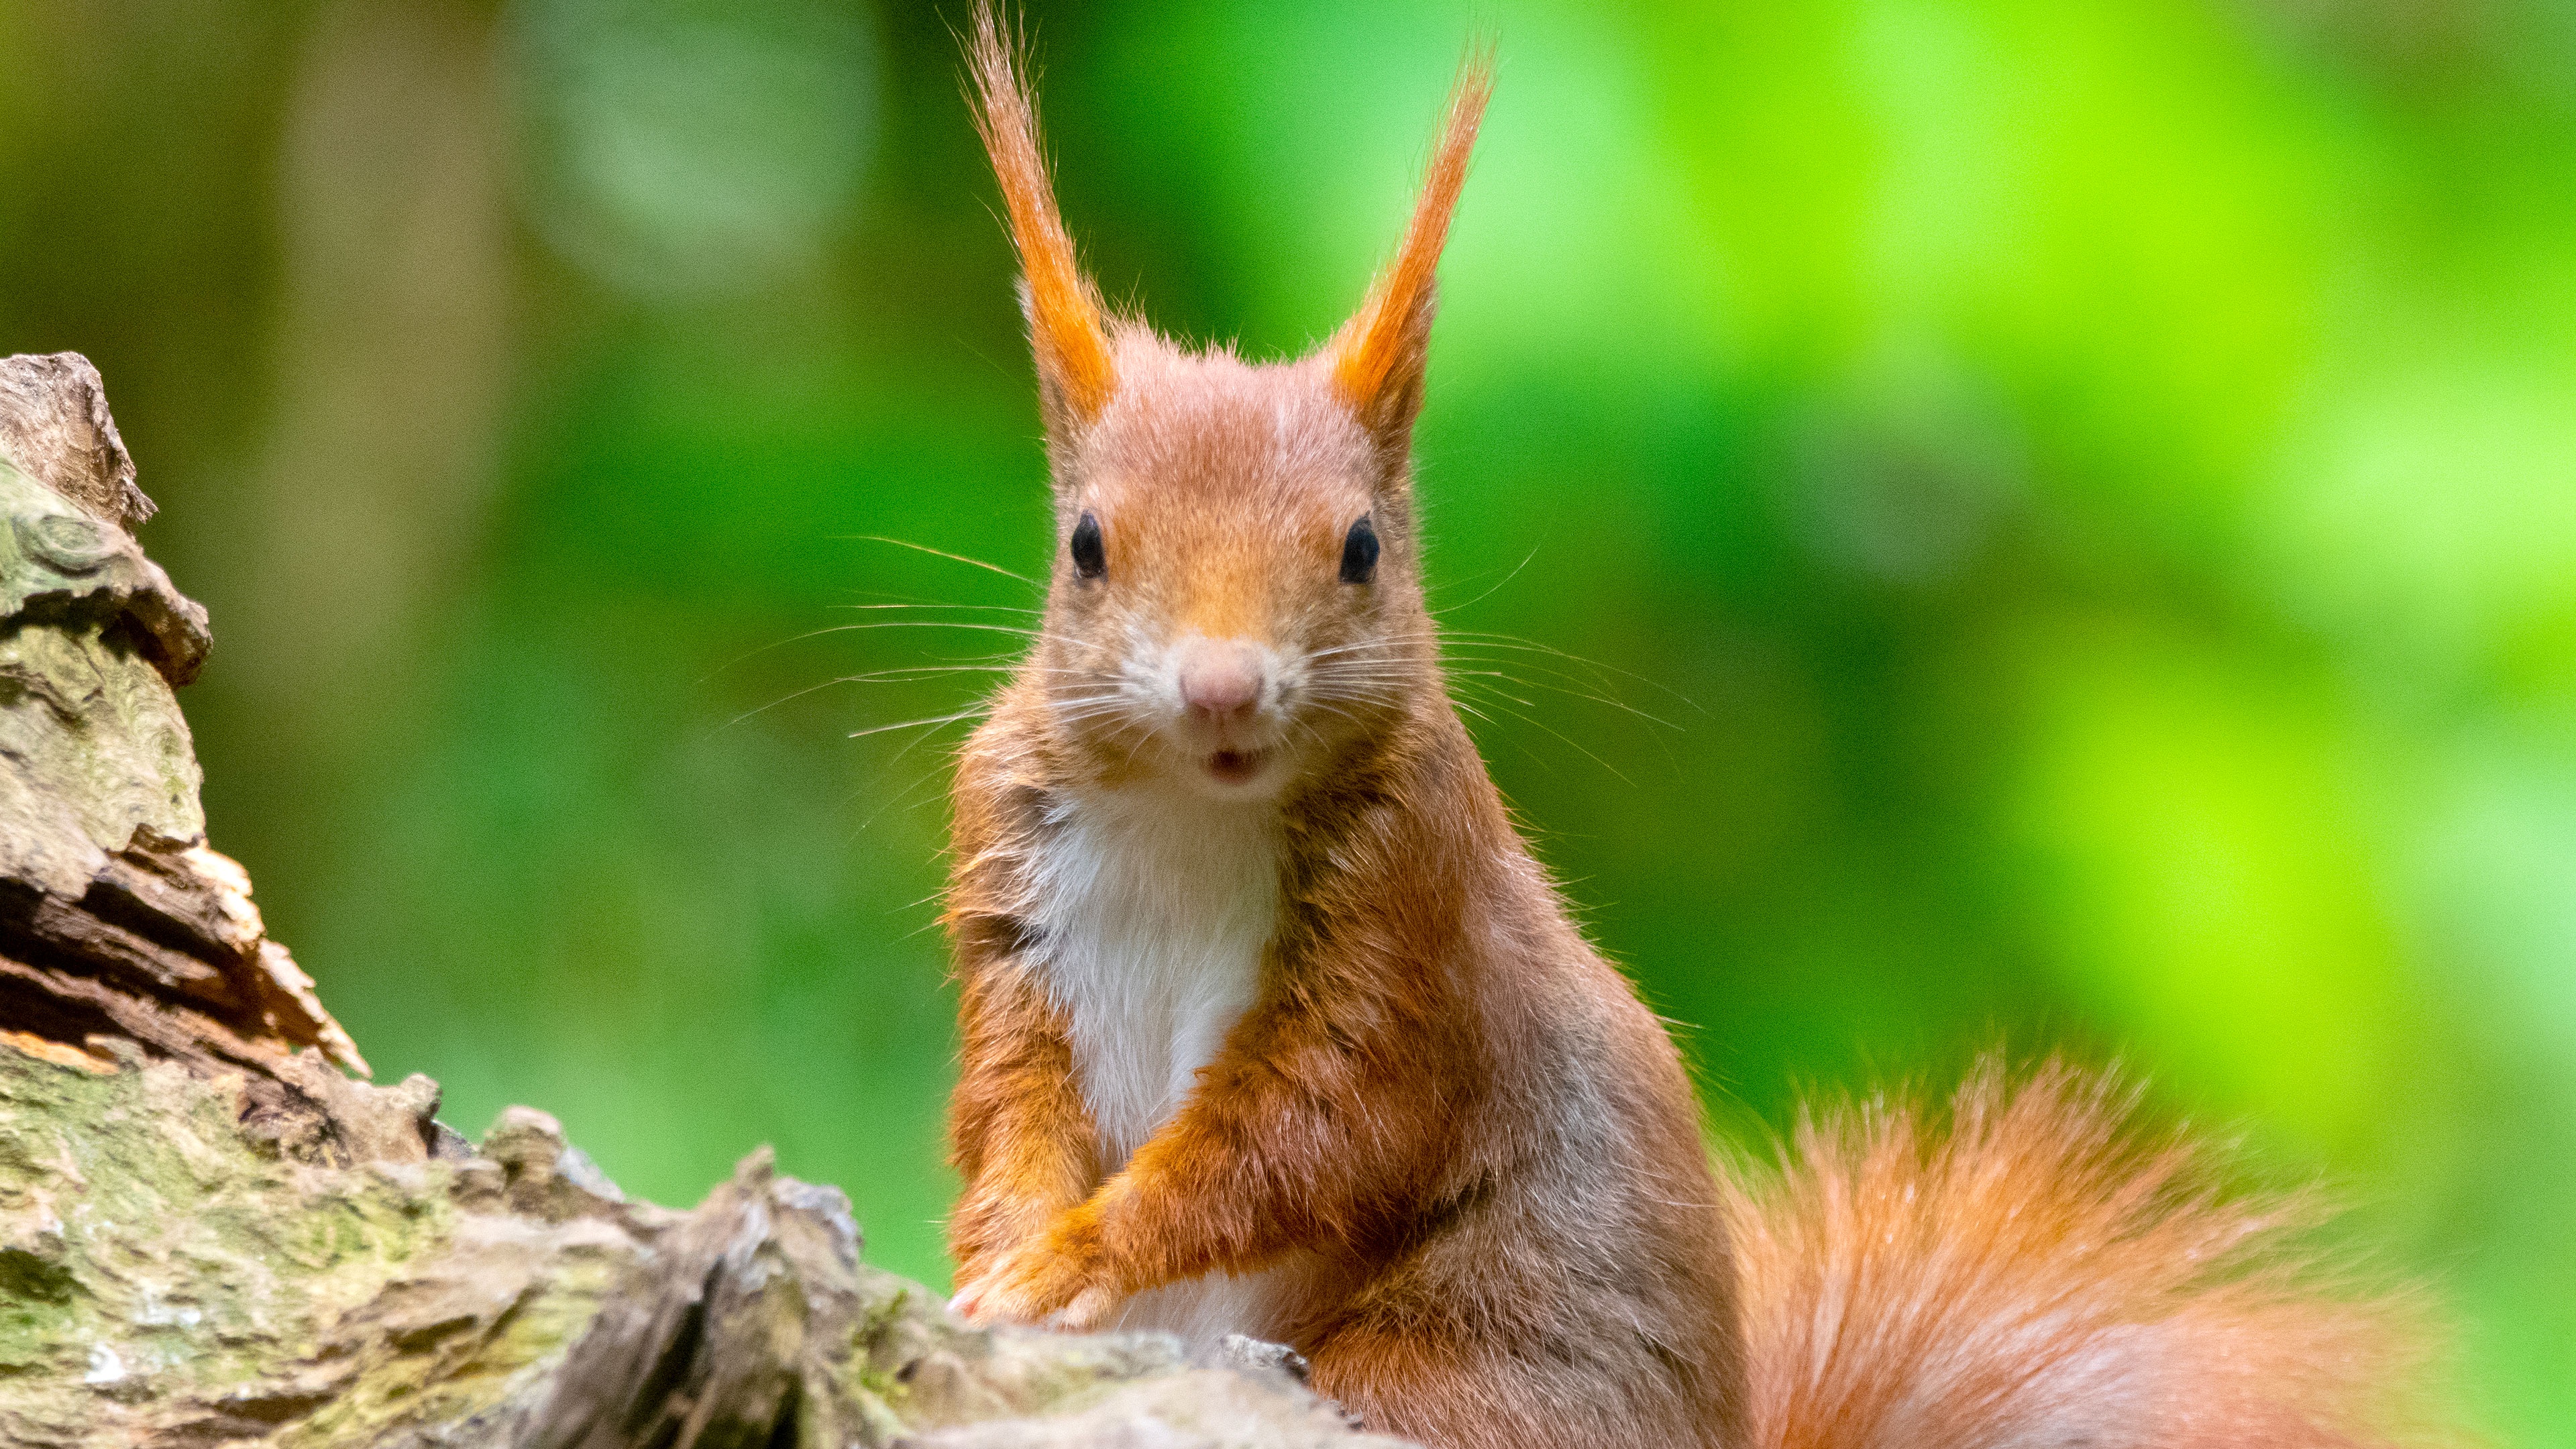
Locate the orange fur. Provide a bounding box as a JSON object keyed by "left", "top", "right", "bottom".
{"left": 945, "top": 930, "right": 1100, "bottom": 1273}
{"left": 1725, "top": 1061, "right": 2446, "bottom": 1449}
{"left": 1330, "top": 52, "right": 1492, "bottom": 441}
{"left": 967, "top": 8, "right": 1117, "bottom": 431}
{"left": 938, "top": 13, "right": 2453, "bottom": 1449}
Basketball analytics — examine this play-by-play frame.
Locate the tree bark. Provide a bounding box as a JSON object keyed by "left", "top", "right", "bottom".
{"left": 0, "top": 353, "right": 1406, "bottom": 1449}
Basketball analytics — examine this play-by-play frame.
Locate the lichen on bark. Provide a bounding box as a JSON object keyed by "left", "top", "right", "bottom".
{"left": 0, "top": 1047, "right": 455, "bottom": 1440}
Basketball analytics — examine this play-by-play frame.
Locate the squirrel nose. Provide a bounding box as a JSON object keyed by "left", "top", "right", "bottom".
{"left": 1177, "top": 639, "right": 1263, "bottom": 720}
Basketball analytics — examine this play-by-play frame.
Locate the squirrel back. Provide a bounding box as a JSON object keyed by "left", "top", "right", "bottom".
{"left": 937, "top": 10, "right": 2453, "bottom": 1448}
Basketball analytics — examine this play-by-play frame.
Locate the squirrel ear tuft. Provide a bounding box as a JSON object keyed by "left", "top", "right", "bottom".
{"left": 967, "top": 5, "right": 1117, "bottom": 437}
{"left": 1326, "top": 51, "right": 1493, "bottom": 450}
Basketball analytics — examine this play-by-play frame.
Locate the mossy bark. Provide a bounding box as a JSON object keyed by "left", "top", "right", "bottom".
{"left": 0, "top": 354, "right": 1406, "bottom": 1449}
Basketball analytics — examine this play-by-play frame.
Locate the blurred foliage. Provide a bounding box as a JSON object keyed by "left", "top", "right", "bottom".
{"left": 2, "top": 0, "right": 2571, "bottom": 1439}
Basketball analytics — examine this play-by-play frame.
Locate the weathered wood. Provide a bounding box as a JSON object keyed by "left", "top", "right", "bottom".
{"left": 0, "top": 354, "right": 1407, "bottom": 1448}
{"left": 0, "top": 354, "right": 153, "bottom": 535}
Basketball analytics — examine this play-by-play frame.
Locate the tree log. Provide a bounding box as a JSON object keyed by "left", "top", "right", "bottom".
{"left": 0, "top": 354, "right": 1407, "bottom": 1448}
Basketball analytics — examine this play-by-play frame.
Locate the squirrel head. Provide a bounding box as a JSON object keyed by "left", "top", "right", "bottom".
{"left": 966, "top": 5, "right": 1491, "bottom": 803}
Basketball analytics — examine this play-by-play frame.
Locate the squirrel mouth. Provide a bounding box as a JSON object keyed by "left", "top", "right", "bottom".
{"left": 1205, "top": 748, "right": 1270, "bottom": 785}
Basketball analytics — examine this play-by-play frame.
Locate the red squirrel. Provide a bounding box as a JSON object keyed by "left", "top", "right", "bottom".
{"left": 939, "top": 11, "right": 2440, "bottom": 1447}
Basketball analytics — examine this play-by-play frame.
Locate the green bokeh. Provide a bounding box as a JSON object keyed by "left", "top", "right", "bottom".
{"left": 3, "top": 1, "right": 2569, "bottom": 1440}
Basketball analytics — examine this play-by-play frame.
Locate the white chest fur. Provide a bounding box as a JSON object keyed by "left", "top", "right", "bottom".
{"left": 1026, "top": 786, "right": 1281, "bottom": 1171}
{"left": 1022, "top": 786, "right": 1321, "bottom": 1351}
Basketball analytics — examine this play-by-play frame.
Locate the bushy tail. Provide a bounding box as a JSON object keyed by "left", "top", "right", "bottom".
{"left": 1721, "top": 1059, "right": 2455, "bottom": 1449}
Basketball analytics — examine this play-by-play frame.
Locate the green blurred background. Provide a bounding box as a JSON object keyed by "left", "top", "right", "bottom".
{"left": 3, "top": 0, "right": 2570, "bottom": 1437}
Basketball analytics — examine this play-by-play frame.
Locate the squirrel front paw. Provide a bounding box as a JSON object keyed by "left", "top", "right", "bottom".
{"left": 949, "top": 1207, "right": 1118, "bottom": 1330}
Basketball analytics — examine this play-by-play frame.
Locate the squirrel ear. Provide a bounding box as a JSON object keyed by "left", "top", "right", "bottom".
{"left": 967, "top": 5, "right": 1116, "bottom": 438}
{"left": 1326, "top": 52, "right": 1493, "bottom": 451}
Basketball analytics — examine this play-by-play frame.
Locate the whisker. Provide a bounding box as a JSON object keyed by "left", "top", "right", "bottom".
{"left": 832, "top": 534, "right": 1037, "bottom": 586}
{"left": 700, "top": 617, "right": 1069, "bottom": 687}
{"left": 856, "top": 749, "right": 971, "bottom": 834}
{"left": 1440, "top": 631, "right": 1706, "bottom": 714}
{"left": 1442, "top": 699, "right": 1562, "bottom": 777}
{"left": 1431, "top": 543, "right": 1540, "bottom": 617}
{"left": 1439, "top": 667, "right": 1678, "bottom": 731}
{"left": 851, "top": 709, "right": 991, "bottom": 740}
{"left": 883, "top": 710, "right": 983, "bottom": 769}
{"left": 833, "top": 601, "right": 1044, "bottom": 617}
{"left": 1311, "top": 645, "right": 1680, "bottom": 735}
{"left": 1308, "top": 627, "right": 1699, "bottom": 716}
{"left": 722, "top": 665, "right": 1022, "bottom": 730}
{"left": 1448, "top": 676, "right": 1540, "bottom": 712}
{"left": 1467, "top": 693, "right": 1633, "bottom": 786}
{"left": 820, "top": 620, "right": 1040, "bottom": 638}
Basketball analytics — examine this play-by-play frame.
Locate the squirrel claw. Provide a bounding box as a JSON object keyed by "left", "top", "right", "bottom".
{"left": 1055, "top": 1282, "right": 1120, "bottom": 1332}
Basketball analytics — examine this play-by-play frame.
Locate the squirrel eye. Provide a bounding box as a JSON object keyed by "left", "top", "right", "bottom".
{"left": 1069, "top": 511, "right": 1106, "bottom": 580}
{"left": 1339, "top": 515, "right": 1379, "bottom": 585}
